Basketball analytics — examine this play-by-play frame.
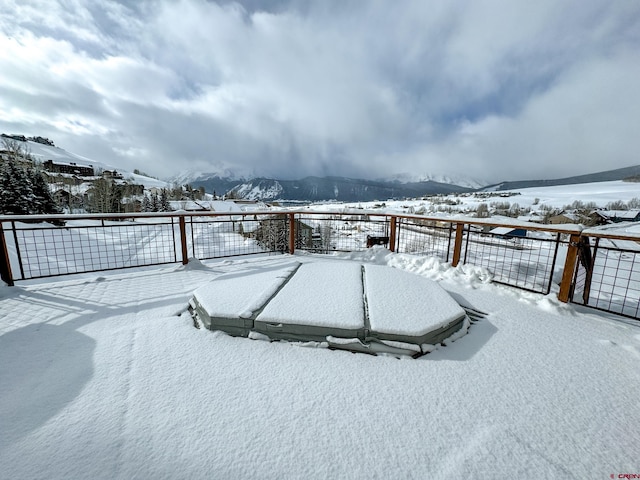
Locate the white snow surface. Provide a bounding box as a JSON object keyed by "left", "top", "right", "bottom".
{"left": 304, "top": 180, "right": 640, "bottom": 216}
{"left": 192, "top": 262, "right": 299, "bottom": 319}
{"left": 257, "top": 261, "right": 364, "bottom": 329}
{"left": 1, "top": 253, "right": 639, "bottom": 479}
{"left": 364, "top": 264, "right": 466, "bottom": 336}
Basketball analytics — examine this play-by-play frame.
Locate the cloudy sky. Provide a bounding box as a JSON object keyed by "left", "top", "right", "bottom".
{"left": 1, "top": 0, "right": 639, "bottom": 183}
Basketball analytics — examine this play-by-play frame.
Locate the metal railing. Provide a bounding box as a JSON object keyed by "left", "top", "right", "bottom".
{"left": 570, "top": 230, "right": 640, "bottom": 320}
{"left": 394, "top": 217, "right": 454, "bottom": 263}
{"left": 461, "top": 226, "right": 563, "bottom": 294}
{"left": 1, "top": 210, "right": 638, "bottom": 321}
{"left": 2, "top": 215, "right": 181, "bottom": 279}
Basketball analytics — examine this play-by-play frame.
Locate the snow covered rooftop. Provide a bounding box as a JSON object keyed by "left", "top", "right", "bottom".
{"left": 1, "top": 253, "right": 639, "bottom": 478}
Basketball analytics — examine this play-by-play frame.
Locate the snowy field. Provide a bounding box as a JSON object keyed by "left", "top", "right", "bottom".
{"left": 300, "top": 180, "right": 640, "bottom": 216}
{"left": 1, "top": 250, "right": 639, "bottom": 479}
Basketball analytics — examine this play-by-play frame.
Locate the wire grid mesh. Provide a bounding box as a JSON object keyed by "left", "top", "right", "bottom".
{"left": 395, "top": 218, "right": 454, "bottom": 262}
{"left": 189, "top": 214, "right": 287, "bottom": 259}
{"left": 575, "top": 237, "right": 640, "bottom": 320}
{"left": 462, "top": 227, "right": 561, "bottom": 294}
{"left": 293, "top": 214, "right": 390, "bottom": 253}
{"left": 11, "top": 219, "right": 178, "bottom": 280}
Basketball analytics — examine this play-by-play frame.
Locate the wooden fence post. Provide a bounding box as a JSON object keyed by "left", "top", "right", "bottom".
{"left": 288, "top": 213, "right": 296, "bottom": 255}
{"left": 0, "top": 222, "right": 14, "bottom": 286}
{"left": 558, "top": 233, "right": 581, "bottom": 303}
{"left": 451, "top": 223, "right": 465, "bottom": 267}
{"left": 389, "top": 216, "right": 397, "bottom": 252}
{"left": 179, "top": 216, "right": 189, "bottom": 265}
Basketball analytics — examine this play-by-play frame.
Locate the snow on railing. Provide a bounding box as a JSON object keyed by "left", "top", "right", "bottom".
{"left": 1, "top": 211, "right": 637, "bottom": 321}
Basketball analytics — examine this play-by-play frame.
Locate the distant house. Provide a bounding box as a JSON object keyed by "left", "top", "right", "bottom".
{"left": 517, "top": 212, "right": 543, "bottom": 224}
{"left": 43, "top": 159, "right": 94, "bottom": 176}
{"left": 53, "top": 189, "right": 86, "bottom": 211}
{"left": 548, "top": 212, "right": 588, "bottom": 225}
{"left": 102, "top": 169, "right": 124, "bottom": 180}
{"left": 489, "top": 227, "right": 527, "bottom": 239}
{"left": 591, "top": 210, "right": 640, "bottom": 224}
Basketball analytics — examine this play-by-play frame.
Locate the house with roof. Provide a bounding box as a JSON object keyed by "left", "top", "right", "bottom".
{"left": 517, "top": 212, "right": 543, "bottom": 224}
{"left": 102, "top": 169, "right": 124, "bottom": 180}
{"left": 43, "top": 159, "right": 94, "bottom": 177}
{"left": 590, "top": 210, "right": 640, "bottom": 225}
{"left": 548, "top": 212, "right": 589, "bottom": 225}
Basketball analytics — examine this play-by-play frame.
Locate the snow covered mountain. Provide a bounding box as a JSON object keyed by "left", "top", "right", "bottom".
{"left": 386, "top": 172, "right": 487, "bottom": 190}
{"left": 170, "top": 164, "right": 253, "bottom": 187}
{"left": 230, "top": 178, "right": 285, "bottom": 200}
{"left": 179, "top": 168, "right": 485, "bottom": 201}
{"left": 224, "top": 176, "right": 472, "bottom": 202}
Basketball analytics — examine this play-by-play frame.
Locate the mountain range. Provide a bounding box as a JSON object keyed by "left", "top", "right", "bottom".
{"left": 181, "top": 164, "right": 640, "bottom": 202}
{"left": 224, "top": 176, "right": 475, "bottom": 202}
{"left": 4, "top": 136, "right": 638, "bottom": 202}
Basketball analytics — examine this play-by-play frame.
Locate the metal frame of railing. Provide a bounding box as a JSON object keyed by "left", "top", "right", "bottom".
{"left": 569, "top": 229, "right": 640, "bottom": 320}
{"left": 1, "top": 211, "right": 637, "bottom": 321}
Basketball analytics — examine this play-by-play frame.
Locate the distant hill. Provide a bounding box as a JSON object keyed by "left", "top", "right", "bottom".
{"left": 1, "top": 136, "right": 168, "bottom": 189}
{"left": 485, "top": 164, "right": 640, "bottom": 191}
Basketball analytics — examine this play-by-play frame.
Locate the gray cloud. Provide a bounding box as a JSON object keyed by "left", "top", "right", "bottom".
{"left": 1, "top": 0, "right": 639, "bottom": 183}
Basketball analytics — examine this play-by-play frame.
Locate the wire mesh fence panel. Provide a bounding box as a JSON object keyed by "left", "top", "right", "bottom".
{"left": 293, "top": 214, "right": 390, "bottom": 253}
{"left": 189, "top": 214, "right": 286, "bottom": 260}
{"left": 4, "top": 211, "right": 640, "bottom": 322}
{"left": 8, "top": 218, "right": 178, "bottom": 280}
{"left": 395, "top": 218, "right": 454, "bottom": 263}
{"left": 462, "top": 228, "right": 561, "bottom": 294}
{"left": 573, "top": 237, "right": 640, "bottom": 320}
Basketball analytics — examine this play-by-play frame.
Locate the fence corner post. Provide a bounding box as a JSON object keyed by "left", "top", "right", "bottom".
{"left": 389, "top": 216, "right": 397, "bottom": 252}
{"left": 451, "top": 223, "right": 464, "bottom": 267}
{"left": 0, "top": 222, "right": 14, "bottom": 286}
{"left": 179, "top": 216, "right": 189, "bottom": 265}
{"left": 288, "top": 213, "right": 295, "bottom": 255}
{"left": 558, "top": 233, "right": 581, "bottom": 303}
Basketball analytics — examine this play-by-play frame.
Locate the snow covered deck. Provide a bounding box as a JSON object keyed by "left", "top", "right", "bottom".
{"left": 1, "top": 252, "right": 639, "bottom": 479}
{"left": 190, "top": 260, "right": 468, "bottom": 356}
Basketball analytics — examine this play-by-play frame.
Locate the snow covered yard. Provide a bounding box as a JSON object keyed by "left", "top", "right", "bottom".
{"left": 1, "top": 251, "right": 639, "bottom": 479}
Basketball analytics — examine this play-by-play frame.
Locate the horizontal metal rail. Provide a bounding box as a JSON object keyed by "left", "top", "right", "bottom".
{"left": 1, "top": 210, "right": 638, "bottom": 321}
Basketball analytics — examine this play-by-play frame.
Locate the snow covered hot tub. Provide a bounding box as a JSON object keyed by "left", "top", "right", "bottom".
{"left": 189, "top": 260, "right": 469, "bottom": 357}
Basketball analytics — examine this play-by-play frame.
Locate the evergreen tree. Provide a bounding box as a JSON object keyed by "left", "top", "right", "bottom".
{"left": 0, "top": 161, "right": 34, "bottom": 215}
{"left": 142, "top": 194, "right": 152, "bottom": 212}
{"left": 0, "top": 138, "right": 61, "bottom": 216}
{"left": 160, "top": 188, "right": 172, "bottom": 211}
{"left": 29, "top": 169, "right": 61, "bottom": 214}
